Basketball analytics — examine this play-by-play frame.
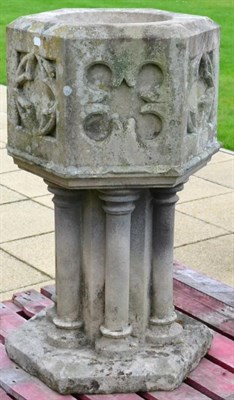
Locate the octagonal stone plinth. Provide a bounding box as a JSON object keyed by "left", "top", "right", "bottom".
{"left": 6, "top": 309, "right": 212, "bottom": 394}
{"left": 7, "top": 8, "right": 219, "bottom": 188}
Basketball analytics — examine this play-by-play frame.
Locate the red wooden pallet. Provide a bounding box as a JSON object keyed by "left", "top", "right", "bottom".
{"left": 0, "top": 262, "right": 233, "bottom": 400}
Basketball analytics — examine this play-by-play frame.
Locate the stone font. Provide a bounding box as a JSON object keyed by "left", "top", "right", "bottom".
{"left": 6, "top": 8, "right": 219, "bottom": 394}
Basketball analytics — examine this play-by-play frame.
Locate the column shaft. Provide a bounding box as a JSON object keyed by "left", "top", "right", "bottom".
{"left": 151, "top": 191, "right": 177, "bottom": 323}
{"left": 48, "top": 185, "right": 83, "bottom": 329}
{"left": 99, "top": 190, "right": 138, "bottom": 339}
{"left": 147, "top": 184, "right": 183, "bottom": 345}
{"left": 105, "top": 212, "right": 131, "bottom": 332}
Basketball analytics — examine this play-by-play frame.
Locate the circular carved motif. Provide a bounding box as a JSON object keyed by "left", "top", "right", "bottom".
{"left": 137, "top": 63, "right": 163, "bottom": 102}
{"left": 15, "top": 53, "right": 56, "bottom": 136}
{"left": 87, "top": 63, "right": 112, "bottom": 88}
{"left": 83, "top": 113, "right": 112, "bottom": 141}
{"left": 137, "top": 112, "right": 162, "bottom": 140}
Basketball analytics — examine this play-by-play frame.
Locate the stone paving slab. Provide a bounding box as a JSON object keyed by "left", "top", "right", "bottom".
{"left": 0, "top": 249, "right": 49, "bottom": 295}
{"left": 0, "top": 86, "right": 7, "bottom": 113}
{"left": 32, "top": 194, "right": 53, "bottom": 209}
{"left": 174, "top": 211, "right": 228, "bottom": 247}
{"left": 0, "top": 141, "right": 6, "bottom": 149}
{"left": 174, "top": 234, "right": 234, "bottom": 286}
{"left": 0, "top": 111, "right": 7, "bottom": 131}
{"left": 0, "top": 149, "right": 18, "bottom": 174}
{"left": 178, "top": 175, "right": 232, "bottom": 204}
{"left": 177, "top": 192, "right": 234, "bottom": 233}
{"left": 209, "top": 150, "right": 234, "bottom": 164}
{"left": 0, "top": 185, "right": 26, "bottom": 205}
{"left": 1, "top": 233, "right": 55, "bottom": 278}
{"left": 0, "top": 130, "right": 7, "bottom": 144}
{"left": 0, "top": 170, "right": 48, "bottom": 198}
{"left": 0, "top": 200, "right": 54, "bottom": 243}
{"left": 195, "top": 160, "right": 234, "bottom": 189}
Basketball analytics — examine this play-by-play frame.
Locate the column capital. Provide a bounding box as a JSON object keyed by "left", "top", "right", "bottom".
{"left": 46, "top": 183, "right": 84, "bottom": 208}
{"left": 150, "top": 184, "right": 184, "bottom": 206}
{"left": 99, "top": 189, "right": 139, "bottom": 215}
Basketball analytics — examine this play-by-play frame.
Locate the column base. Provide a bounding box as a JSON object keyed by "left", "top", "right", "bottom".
{"left": 146, "top": 321, "right": 183, "bottom": 346}
{"left": 95, "top": 335, "right": 138, "bottom": 357}
{"left": 46, "top": 307, "right": 87, "bottom": 349}
{"left": 150, "top": 311, "right": 178, "bottom": 326}
{"left": 46, "top": 303, "right": 83, "bottom": 330}
{"left": 53, "top": 316, "right": 83, "bottom": 330}
{"left": 100, "top": 324, "right": 132, "bottom": 338}
{"left": 47, "top": 325, "right": 88, "bottom": 349}
{"left": 6, "top": 310, "right": 212, "bottom": 395}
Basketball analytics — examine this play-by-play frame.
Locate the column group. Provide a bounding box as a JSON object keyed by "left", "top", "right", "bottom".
{"left": 47, "top": 184, "right": 183, "bottom": 349}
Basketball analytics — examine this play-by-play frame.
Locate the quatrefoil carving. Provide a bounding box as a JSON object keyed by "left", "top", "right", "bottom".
{"left": 83, "top": 62, "right": 164, "bottom": 142}
{"left": 15, "top": 52, "right": 56, "bottom": 136}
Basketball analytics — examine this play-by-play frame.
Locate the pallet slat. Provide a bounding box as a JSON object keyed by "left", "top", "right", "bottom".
{"left": 173, "top": 262, "right": 234, "bottom": 308}
{"left": 80, "top": 395, "right": 142, "bottom": 399}
{"left": 13, "top": 290, "right": 53, "bottom": 318}
{"left": 207, "top": 333, "right": 234, "bottom": 373}
{"left": 0, "top": 344, "right": 76, "bottom": 400}
{"left": 0, "top": 343, "right": 16, "bottom": 370}
{"left": 0, "top": 304, "right": 26, "bottom": 343}
{"left": 142, "top": 382, "right": 212, "bottom": 399}
{"left": 174, "top": 280, "right": 234, "bottom": 339}
{"left": 41, "top": 285, "right": 56, "bottom": 300}
{"left": 2, "top": 301, "right": 22, "bottom": 314}
{"left": 0, "top": 388, "right": 12, "bottom": 400}
{"left": 186, "top": 358, "right": 234, "bottom": 400}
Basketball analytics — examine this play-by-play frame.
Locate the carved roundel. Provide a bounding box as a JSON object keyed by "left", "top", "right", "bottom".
{"left": 137, "top": 112, "right": 162, "bottom": 140}
{"left": 86, "top": 63, "right": 112, "bottom": 88}
{"left": 137, "top": 63, "right": 163, "bottom": 101}
{"left": 15, "top": 53, "right": 56, "bottom": 136}
{"left": 83, "top": 113, "right": 112, "bottom": 141}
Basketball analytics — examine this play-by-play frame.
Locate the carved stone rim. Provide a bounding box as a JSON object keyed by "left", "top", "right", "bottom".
{"left": 8, "top": 145, "right": 219, "bottom": 190}
{"left": 8, "top": 9, "right": 219, "bottom": 41}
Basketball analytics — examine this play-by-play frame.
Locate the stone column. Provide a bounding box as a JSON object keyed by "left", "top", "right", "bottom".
{"left": 147, "top": 184, "right": 183, "bottom": 345}
{"left": 47, "top": 184, "right": 83, "bottom": 330}
{"left": 96, "top": 190, "right": 139, "bottom": 352}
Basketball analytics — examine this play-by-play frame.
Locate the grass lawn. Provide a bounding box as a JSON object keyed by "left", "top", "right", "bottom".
{"left": 0, "top": 0, "right": 233, "bottom": 150}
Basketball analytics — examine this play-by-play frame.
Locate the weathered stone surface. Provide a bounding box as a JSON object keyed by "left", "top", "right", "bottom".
{"left": 7, "top": 8, "right": 220, "bottom": 188}
{"left": 6, "top": 309, "right": 212, "bottom": 394}
{"left": 6, "top": 8, "right": 220, "bottom": 395}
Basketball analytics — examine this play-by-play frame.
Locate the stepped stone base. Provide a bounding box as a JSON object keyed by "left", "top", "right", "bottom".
{"left": 5, "top": 310, "right": 212, "bottom": 394}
